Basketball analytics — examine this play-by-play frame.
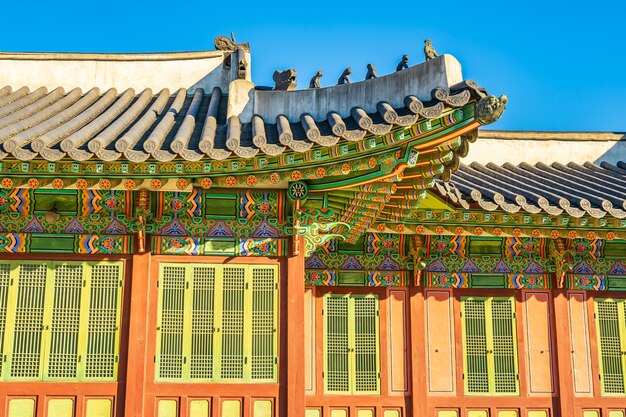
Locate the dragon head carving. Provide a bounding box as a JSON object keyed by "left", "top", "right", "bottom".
{"left": 476, "top": 94, "right": 508, "bottom": 125}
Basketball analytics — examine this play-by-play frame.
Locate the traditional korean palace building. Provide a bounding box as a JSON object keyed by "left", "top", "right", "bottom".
{"left": 0, "top": 39, "right": 624, "bottom": 417}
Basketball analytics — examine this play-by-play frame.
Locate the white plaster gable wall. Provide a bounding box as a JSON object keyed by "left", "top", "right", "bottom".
{"left": 465, "top": 131, "right": 626, "bottom": 165}
{"left": 0, "top": 51, "right": 231, "bottom": 93}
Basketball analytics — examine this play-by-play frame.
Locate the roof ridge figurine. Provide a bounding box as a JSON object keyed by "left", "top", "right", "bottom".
{"left": 424, "top": 39, "right": 438, "bottom": 61}
{"left": 365, "top": 64, "right": 378, "bottom": 80}
{"left": 273, "top": 69, "right": 298, "bottom": 91}
{"left": 337, "top": 67, "right": 352, "bottom": 85}
{"left": 309, "top": 70, "right": 323, "bottom": 89}
{"left": 476, "top": 94, "right": 508, "bottom": 125}
{"left": 214, "top": 32, "right": 250, "bottom": 52}
{"left": 396, "top": 55, "right": 409, "bottom": 72}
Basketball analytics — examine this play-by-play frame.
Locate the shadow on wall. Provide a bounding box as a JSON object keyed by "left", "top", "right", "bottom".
{"left": 594, "top": 139, "right": 626, "bottom": 165}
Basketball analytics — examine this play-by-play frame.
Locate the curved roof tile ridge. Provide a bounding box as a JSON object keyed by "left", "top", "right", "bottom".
{"left": 0, "top": 86, "right": 12, "bottom": 99}
{"left": 0, "top": 87, "right": 48, "bottom": 119}
{"left": 0, "top": 50, "right": 500, "bottom": 162}
{"left": 61, "top": 88, "right": 136, "bottom": 157}
{"left": 436, "top": 160, "right": 626, "bottom": 219}
{"left": 0, "top": 87, "right": 65, "bottom": 130}
{"left": 552, "top": 162, "right": 626, "bottom": 196}
{"left": 90, "top": 88, "right": 154, "bottom": 161}
{"left": 118, "top": 89, "right": 170, "bottom": 158}
{"left": 0, "top": 87, "right": 30, "bottom": 107}
{"left": 171, "top": 88, "right": 204, "bottom": 154}
{"left": 520, "top": 162, "right": 609, "bottom": 212}
{"left": 254, "top": 54, "right": 463, "bottom": 121}
{"left": 544, "top": 162, "right": 626, "bottom": 207}
{"left": 502, "top": 162, "right": 588, "bottom": 217}
{"left": 6, "top": 88, "right": 100, "bottom": 155}
{"left": 573, "top": 162, "right": 626, "bottom": 189}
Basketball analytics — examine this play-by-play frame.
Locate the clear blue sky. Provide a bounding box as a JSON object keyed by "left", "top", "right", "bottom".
{"left": 1, "top": 1, "right": 624, "bottom": 132}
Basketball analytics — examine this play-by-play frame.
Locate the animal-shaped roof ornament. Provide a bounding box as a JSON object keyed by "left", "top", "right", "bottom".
{"left": 424, "top": 39, "right": 438, "bottom": 61}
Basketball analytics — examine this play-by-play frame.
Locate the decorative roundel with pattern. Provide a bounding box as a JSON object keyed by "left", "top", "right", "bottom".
{"left": 288, "top": 181, "right": 308, "bottom": 201}
{"left": 176, "top": 178, "right": 188, "bottom": 190}
{"left": 124, "top": 179, "right": 136, "bottom": 190}
{"left": 76, "top": 179, "right": 87, "bottom": 189}
{"left": 52, "top": 178, "right": 64, "bottom": 189}
{"left": 28, "top": 178, "right": 40, "bottom": 189}
{"left": 102, "top": 195, "right": 119, "bottom": 210}
{"left": 151, "top": 179, "right": 162, "bottom": 190}
{"left": 99, "top": 179, "right": 111, "bottom": 190}
{"left": 200, "top": 178, "right": 212, "bottom": 189}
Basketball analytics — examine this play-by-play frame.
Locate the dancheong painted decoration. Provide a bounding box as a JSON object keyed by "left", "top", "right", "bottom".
{"left": 0, "top": 36, "right": 624, "bottom": 417}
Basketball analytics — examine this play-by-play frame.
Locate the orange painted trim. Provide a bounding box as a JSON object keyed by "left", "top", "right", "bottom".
{"left": 284, "top": 237, "right": 306, "bottom": 417}
{"left": 318, "top": 123, "right": 480, "bottom": 193}
{"left": 320, "top": 165, "right": 408, "bottom": 192}
{"left": 412, "top": 122, "right": 480, "bottom": 150}
{"left": 552, "top": 287, "right": 574, "bottom": 416}
{"left": 124, "top": 252, "right": 151, "bottom": 417}
{"left": 410, "top": 287, "right": 428, "bottom": 417}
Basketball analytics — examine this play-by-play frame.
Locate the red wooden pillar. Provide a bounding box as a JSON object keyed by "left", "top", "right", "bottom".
{"left": 552, "top": 288, "right": 575, "bottom": 417}
{"left": 124, "top": 252, "right": 152, "bottom": 417}
{"left": 283, "top": 237, "right": 305, "bottom": 417}
{"left": 409, "top": 287, "right": 427, "bottom": 417}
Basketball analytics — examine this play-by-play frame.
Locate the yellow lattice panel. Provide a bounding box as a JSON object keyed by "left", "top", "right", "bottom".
{"left": 353, "top": 295, "right": 380, "bottom": 394}
{"left": 461, "top": 297, "right": 519, "bottom": 396}
{"left": 84, "top": 263, "right": 123, "bottom": 380}
{"left": 9, "top": 263, "right": 49, "bottom": 380}
{"left": 155, "top": 263, "right": 278, "bottom": 383}
{"left": 0, "top": 263, "right": 10, "bottom": 379}
{"left": 156, "top": 265, "right": 186, "bottom": 381}
{"left": 324, "top": 295, "right": 350, "bottom": 394}
{"left": 251, "top": 267, "right": 278, "bottom": 381}
{"left": 189, "top": 266, "right": 216, "bottom": 381}
{"left": 44, "top": 264, "right": 83, "bottom": 380}
{"left": 0, "top": 261, "right": 123, "bottom": 382}
{"left": 220, "top": 266, "right": 246, "bottom": 380}
{"left": 595, "top": 299, "right": 626, "bottom": 395}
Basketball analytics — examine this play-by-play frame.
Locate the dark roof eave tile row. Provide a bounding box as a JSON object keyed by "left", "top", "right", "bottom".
{"left": 0, "top": 81, "right": 483, "bottom": 163}
{"left": 434, "top": 161, "right": 626, "bottom": 219}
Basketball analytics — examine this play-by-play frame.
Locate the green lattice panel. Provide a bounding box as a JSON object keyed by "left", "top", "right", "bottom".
{"left": 353, "top": 296, "right": 379, "bottom": 394}
{"left": 0, "top": 264, "right": 10, "bottom": 378}
{"left": 324, "top": 295, "right": 350, "bottom": 394}
{"left": 190, "top": 266, "right": 216, "bottom": 380}
{"left": 85, "top": 264, "right": 122, "bottom": 380}
{"left": 491, "top": 298, "right": 518, "bottom": 394}
{"left": 155, "top": 263, "right": 278, "bottom": 383}
{"left": 596, "top": 299, "right": 626, "bottom": 395}
{"left": 220, "top": 266, "right": 246, "bottom": 380}
{"left": 0, "top": 261, "right": 124, "bottom": 382}
{"left": 462, "top": 297, "right": 518, "bottom": 395}
{"left": 251, "top": 266, "right": 277, "bottom": 381}
{"left": 10, "top": 263, "right": 48, "bottom": 380}
{"left": 45, "top": 264, "right": 83, "bottom": 380}
{"left": 156, "top": 265, "right": 186, "bottom": 380}
{"left": 462, "top": 298, "right": 489, "bottom": 394}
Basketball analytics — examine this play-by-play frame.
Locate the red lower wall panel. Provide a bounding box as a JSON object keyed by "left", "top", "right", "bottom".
{"left": 0, "top": 382, "right": 121, "bottom": 417}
